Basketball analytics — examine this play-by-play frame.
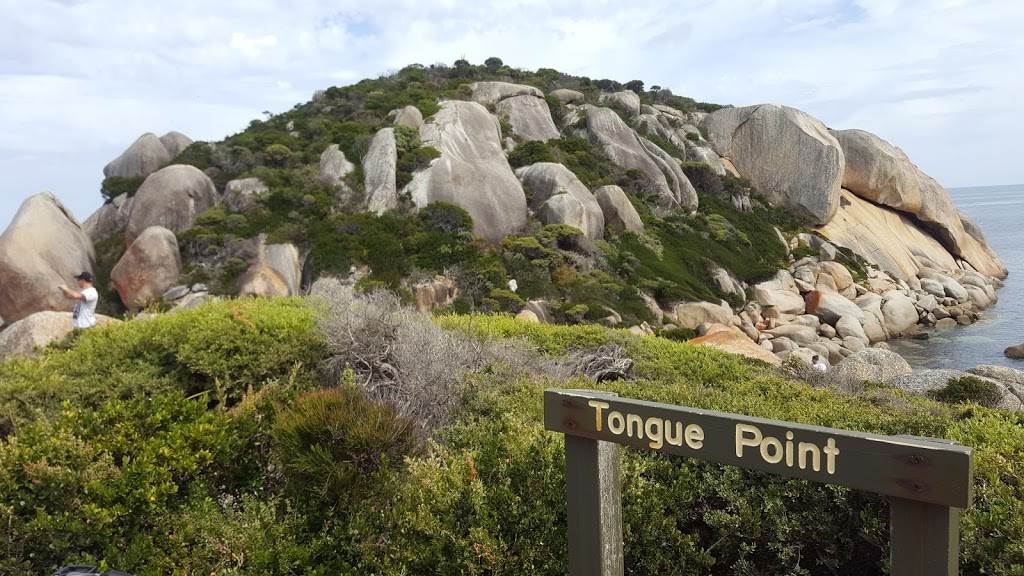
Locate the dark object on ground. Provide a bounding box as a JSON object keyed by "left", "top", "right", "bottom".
{"left": 52, "top": 567, "right": 133, "bottom": 576}
{"left": 909, "top": 332, "right": 930, "bottom": 340}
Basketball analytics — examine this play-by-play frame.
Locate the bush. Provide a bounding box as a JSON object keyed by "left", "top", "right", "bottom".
{"left": 272, "top": 385, "right": 422, "bottom": 511}
{"left": 99, "top": 175, "right": 147, "bottom": 203}
{"left": 929, "top": 376, "right": 1004, "bottom": 408}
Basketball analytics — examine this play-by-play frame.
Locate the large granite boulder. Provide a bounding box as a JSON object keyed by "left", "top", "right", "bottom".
{"left": 239, "top": 243, "right": 302, "bottom": 298}
{"left": 583, "top": 105, "right": 697, "bottom": 210}
{"left": 364, "top": 128, "right": 398, "bottom": 214}
{"left": 550, "top": 89, "right": 585, "bottom": 104}
{"left": 599, "top": 91, "right": 641, "bottom": 118}
{"left": 832, "top": 129, "right": 1006, "bottom": 278}
{"left": 125, "top": 165, "right": 217, "bottom": 246}
{"left": 469, "top": 82, "right": 544, "bottom": 106}
{"left": 412, "top": 276, "right": 457, "bottom": 312}
{"left": 594, "top": 185, "right": 644, "bottom": 233}
{"left": 0, "top": 192, "right": 95, "bottom": 324}
{"left": 83, "top": 192, "right": 133, "bottom": 242}
{"left": 407, "top": 101, "right": 527, "bottom": 243}
{"left": 111, "top": 226, "right": 182, "bottom": 310}
{"left": 159, "top": 131, "right": 193, "bottom": 159}
{"left": 496, "top": 95, "right": 560, "bottom": 141}
{"left": 0, "top": 311, "right": 119, "bottom": 362}
{"left": 827, "top": 349, "right": 912, "bottom": 389}
{"left": 515, "top": 163, "right": 603, "bottom": 238}
{"left": 690, "top": 328, "right": 782, "bottom": 366}
{"left": 805, "top": 291, "right": 864, "bottom": 325}
{"left": 393, "top": 106, "right": 424, "bottom": 129}
{"left": 318, "top": 144, "right": 356, "bottom": 191}
{"left": 223, "top": 178, "right": 269, "bottom": 214}
{"left": 103, "top": 133, "right": 172, "bottom": 178}
{"left": 700, "top": 104, "right": 843, "bottom": 225}
{"left": 1006, "top": 344, "right": 1024, "bottom": 360}
{"left": 880, "top": 291, "right": 919, "bottom": 334}
{"left": 753, "top": 271, "right": 805, "bottom": 315}
{"left": 674, "top": 301, "right": 733, "bottom": 330}
{"left": 818, "top": 190, "right": 960, "bottom": 280}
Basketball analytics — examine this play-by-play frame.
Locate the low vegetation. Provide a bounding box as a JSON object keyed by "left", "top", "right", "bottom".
{"left": 1, "top": 296, "right": 1023, "bottom": 574}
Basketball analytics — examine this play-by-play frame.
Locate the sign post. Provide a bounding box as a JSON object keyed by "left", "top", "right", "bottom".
{"left": 544, "top": 388, "right": 973, "bottom": 576}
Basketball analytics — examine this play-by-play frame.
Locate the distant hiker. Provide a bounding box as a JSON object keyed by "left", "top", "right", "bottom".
{"left": 811, "top": 354, "right": 827, "bottom": 373}
{"left": 59, "top": 271, "right": 98, "bottom": 329}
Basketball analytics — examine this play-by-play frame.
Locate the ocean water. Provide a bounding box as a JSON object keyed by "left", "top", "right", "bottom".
{"left": 887, "top": 184, "right": 1024, "bottom": 370}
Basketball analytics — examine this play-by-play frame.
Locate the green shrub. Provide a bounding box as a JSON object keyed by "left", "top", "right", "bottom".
{"left": 100, "top": 176, "right": 147, "bottom": 203}
{"left": 507, "top": 140, "right": 557, "bottom": 169}
{"left": 264, "top": 143, "right": 292, "bottom": 167}
{"left": 272, "top": 386, "right": 422, "bottom": 511}
{"left": 929, "top": 376, "right": 1004, "bottom": 408}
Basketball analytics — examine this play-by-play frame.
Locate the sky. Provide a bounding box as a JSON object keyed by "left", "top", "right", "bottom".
{"left": 2, "top": 0, "right": 1023, "bottom": 230}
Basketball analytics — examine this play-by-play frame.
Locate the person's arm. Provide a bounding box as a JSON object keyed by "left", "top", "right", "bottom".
{"left": 59, "top": 285, "right": 85, "bottom": 301}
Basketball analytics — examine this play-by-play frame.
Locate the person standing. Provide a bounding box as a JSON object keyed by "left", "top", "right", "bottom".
{"left": 811, "top": 354, "right": 827, "bottom": 373}
{"left": 59, "top": 271, "right": 99, "bottom": 329}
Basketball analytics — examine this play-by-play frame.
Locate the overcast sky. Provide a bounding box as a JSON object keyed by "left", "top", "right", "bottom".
{"left": 2, "top": 0, "right": 1022, "bottom": 230}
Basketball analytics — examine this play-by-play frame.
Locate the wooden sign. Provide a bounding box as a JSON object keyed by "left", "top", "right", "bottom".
{"left": 544, "top": 388, "right": 974, "bottom": 576}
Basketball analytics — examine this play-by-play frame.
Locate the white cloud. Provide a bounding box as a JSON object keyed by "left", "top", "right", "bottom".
{"left": 1, "top": 0, "right": 1022, "bottom": 229}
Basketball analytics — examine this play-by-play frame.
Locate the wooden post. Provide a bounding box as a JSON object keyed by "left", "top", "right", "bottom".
{"left": 890, "top": 498, "right": 960, "bottom": 576}
{"left": 565, "top": 435, "right": 623, "bottom": 576}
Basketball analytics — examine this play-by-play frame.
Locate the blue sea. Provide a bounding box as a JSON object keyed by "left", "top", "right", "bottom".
{"left": 887, "top": 184, "right": 1024, "bottom": 370}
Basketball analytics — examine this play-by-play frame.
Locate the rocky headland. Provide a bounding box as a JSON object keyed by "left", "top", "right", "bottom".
{"left": 0, "top": 70, "right": 1019, "bottom": 403}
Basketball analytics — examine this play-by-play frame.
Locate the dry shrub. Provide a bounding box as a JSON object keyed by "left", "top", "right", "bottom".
{"left": 314, "top": 282, "right": 533, "bottom": 431}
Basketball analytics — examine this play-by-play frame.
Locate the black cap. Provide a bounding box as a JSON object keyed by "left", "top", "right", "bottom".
{"left": 74, "top": 271, "right": 93, "bottom": 282}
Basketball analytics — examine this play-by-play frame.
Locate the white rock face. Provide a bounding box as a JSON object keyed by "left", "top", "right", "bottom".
{"left": 550, "top": 89, "right": 585, "bottom": 104}
{"left": 104, "top": 133, "right": 173, "bottom": 178}
{"left": 701, "top": 104, "right": 843, "bottom": 225}
{"left": 593, "top": 185, "right": 644, "bottom": 233}
{"left": 125, "top": 165, "right": 218, "bottom": 246}
{"left": 515, "top": 163, "right": 604, "bottom": 239}
{"left": 469, "top": 82, "right": 544, "bottom": 106}
{"left": 833, "top": 128, "right": 1006, "bottom": 278}
{"left": 159, "top": 131, "right": 193, "bottom": 159}
{"left": 318, "top": 144, "right": 356, "bottom": 192}
{"left": 393, "top": 105, "right": 424, "bottom": 129}
{"left": 111, "top": 226, "right": 182, "bottom": 310}
{"left": 583, "top": 105, "right": 697, "bottom": 210}
{"left": 818, "top": 190, "right": 960, "bottom": 281}
{"left": 407, "top": 101, "right": 527, "bottom": 243}
{"left": 496, "top": 95, "right": 560, "bottom": 141}
{"left": 364, "top": 128, "right": 399, "bottom": 214}
{"left": 0, "top": 192, "right": 96, "bottom": 324}
{"left": 599, "top": 91, "right": 641, "bottom": 118}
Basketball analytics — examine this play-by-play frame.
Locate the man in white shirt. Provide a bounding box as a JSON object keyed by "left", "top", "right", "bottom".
{"left": 811, "top": 354, "right": 827, "bottom": 373}
{"left": 59, "top": 271, "right": 99, "bottom": 329}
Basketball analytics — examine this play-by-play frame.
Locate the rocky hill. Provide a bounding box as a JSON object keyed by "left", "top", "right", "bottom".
{"left": 0, "top": 59, "right": 1008, "bottom": 370}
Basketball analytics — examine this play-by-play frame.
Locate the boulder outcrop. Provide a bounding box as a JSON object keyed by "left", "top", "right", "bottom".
{"left": 393, "top": 105, "right": 424, "bottom": 129}
{"left": 83, "top": 192, "right": 133, "bottom": 242}
{"left": 159, "top": 131, "right": 193, "bottom": 159}
{"left": 514, "top": 163, "right": 603, "bottom": 239}
{"left": 318, "top": 144, "right": 356, "bottom": 192}
{"left": 0, "top": 311, "right": 118, "bottom": 362}
{"left": 832, "top": 129, "right": 1006, "bottom": 278}
{"left": 407, "top": 101, "right": 527, "bottom": 243}
{"left": 599, "top": 91, "right": 641, "bottom": 118}
{"left": 364, "top": 128, "right": 398, "bottom": 214}
{"left": 550, "top": 89, "right": 584, "bottom": 104}
{"left": 701, "top": 104, "right": 843, "bottom": 225}
{"left": 238, "top": 242, "right": 302, "bottom": 298}
{"left": 469, "top": 82, "right": 544, "bottom": 106}
{"left": 224, "top": 178, "right": 269, "bottom": 214}
{"left": 0, "top": 192, "right": 95, "bottom": 324}
{"left": 125, "top": 165, "right": 217, "bottom": 246}
{"left": 103, "top": 133, "right": 172, "bottom": 179}
{"left": 593, "top": 185, "right": 644, "bottom": 233}
{"left": 827, "top": 349, "right": 913, "bottom": 390}
{"left": 496, "top": 95, "right": 560, "bottom": 141}
{"left": 111, "top": 226, "right": 182, "bottom": 310}
{"left": 583, "top": 105, "right": 697, "bottom": 210}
